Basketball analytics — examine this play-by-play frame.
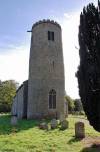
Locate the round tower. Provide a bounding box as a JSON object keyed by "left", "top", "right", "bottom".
{"left": 27, "top": 19, "right": 65, "bottom": 119}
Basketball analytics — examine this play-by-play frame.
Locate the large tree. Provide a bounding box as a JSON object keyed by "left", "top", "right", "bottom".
{"left": 77, "top": 1, "right": 100, "bottom": 132}
{"left": 0, "top": 80, "right": 18, "bottom": 112}
{"left": 74, "top": 99, "right": 83, "bottom": 112}
{"left": 65, "top": 95, "right": 75, "bottom": 113}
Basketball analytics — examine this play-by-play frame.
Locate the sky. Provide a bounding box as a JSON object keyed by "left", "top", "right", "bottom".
{"left": 0, "top": 0, "right": 98, "bottom": 99}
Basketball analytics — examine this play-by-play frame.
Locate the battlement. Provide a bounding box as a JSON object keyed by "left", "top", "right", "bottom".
{"left": 32, "top": 19, "right": 61, "bottom": 29}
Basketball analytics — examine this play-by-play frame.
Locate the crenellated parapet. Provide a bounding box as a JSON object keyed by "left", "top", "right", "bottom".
{"left": 32, "top": 19, "right": 61, "bottom": 29}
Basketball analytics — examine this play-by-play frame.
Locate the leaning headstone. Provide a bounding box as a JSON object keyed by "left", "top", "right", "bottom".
{"left": 11, "top": 116, "right": 18, "bottom": 126}
{"left": 51, "top": 119, "right": 58, "bottom": 129}
{"left": 39, "top": 122, "right": 48, "bottom": 130}
{"left": 60, "top": 120, "right": 69, "bottom": 130}
{"left": 75, "top": 122, "right": 85, "bottom": 138}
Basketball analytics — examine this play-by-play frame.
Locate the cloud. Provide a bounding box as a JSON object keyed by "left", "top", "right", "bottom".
{"left": 60, "top": 11, "right": 80, "bottom": 98}
{"left": 0, "top": 45, "right": 29, "bottom": 84}
{"left": 64, "top": 13, "right": 72, "bottom": 19}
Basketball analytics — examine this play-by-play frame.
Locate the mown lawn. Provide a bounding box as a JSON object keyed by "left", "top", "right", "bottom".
{"left": 0, "top": 114, "right": 100, "bottom": 152}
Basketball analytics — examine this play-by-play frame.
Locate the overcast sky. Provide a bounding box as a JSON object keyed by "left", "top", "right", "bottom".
{"left": 0, "top": 0, "right": 97, "bottom": 99}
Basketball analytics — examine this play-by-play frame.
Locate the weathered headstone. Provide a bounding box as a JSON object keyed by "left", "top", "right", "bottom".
{"left": 39, "top": 122, "right": 48, "bottom": 130}
{"left": 59, "top": 113, "right": 65, "bottom": 123}
{"left": 60, "top": 120, "right": 69, "bottom": 130}
{"left": 75, "top": 122, "right": 85, "bottom": 138}
{"left": 11, "top": 116, "right": 18, "bottom": 126}
{"left": 51, "top": 119, "right": 58, "bottom": 129}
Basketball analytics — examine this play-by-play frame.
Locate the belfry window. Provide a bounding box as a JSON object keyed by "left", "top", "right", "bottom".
{"left": 48, "top": 31, "right": 54, "bottom": 41}
{"left": 49, "top": 89, "right": 56, "bottom": 109}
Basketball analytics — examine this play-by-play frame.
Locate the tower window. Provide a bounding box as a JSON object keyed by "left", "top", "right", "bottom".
{"left": 48, "top": 31, "right": 54, "bottom": 41}
{"left": 49, "top": 89, "right": 56, "bottom": 109}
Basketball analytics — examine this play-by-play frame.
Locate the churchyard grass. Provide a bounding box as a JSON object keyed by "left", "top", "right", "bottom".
{"left": 0, "top": 114, "right": 100, "bottom": 152}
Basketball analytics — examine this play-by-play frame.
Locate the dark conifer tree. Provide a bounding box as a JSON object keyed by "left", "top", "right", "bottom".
{"left": 77, "top": 1, "right": 100, "bottom": 132}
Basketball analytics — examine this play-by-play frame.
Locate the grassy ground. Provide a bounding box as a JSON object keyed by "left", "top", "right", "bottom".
{"left": 0, "top": 114, "right": 100, "bottom": 152}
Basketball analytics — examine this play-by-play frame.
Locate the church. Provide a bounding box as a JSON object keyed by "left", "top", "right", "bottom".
{"left": 11, "top": 19, "right": 67, "bottom": 119}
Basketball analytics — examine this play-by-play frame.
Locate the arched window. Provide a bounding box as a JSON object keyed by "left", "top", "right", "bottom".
{"left": 49, "top": 89, "right": 56, "bottom": 109}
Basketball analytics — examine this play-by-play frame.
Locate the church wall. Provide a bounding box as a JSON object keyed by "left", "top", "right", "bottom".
{"left": 17, "top": 85, "right": 24, "bottom": 119}
{"left": 23, "top": 80, "right": 28, "bottom": 118}
{"left": 11, "top": 95, "right": 17, "bottom": 116}
{"left": 11, "top": 80, "right": 28, "bottom": 119}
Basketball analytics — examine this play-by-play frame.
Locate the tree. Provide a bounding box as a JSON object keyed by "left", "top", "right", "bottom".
{"left": 74, "top": 99, "right": 83, "bottom": 112}
{"left": 77, "top": 1, "right": 100, "bottom": 131}
{"left": 0, "top": 80, "right": 18, "bottom": 112}
{"left": 65, "top": 95, "right": 75, "bottom": 113}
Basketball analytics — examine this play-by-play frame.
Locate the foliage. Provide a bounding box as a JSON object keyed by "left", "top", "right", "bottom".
{"left": 0, "top": 114, "right": 100, "bottom": 152}
{"left": 0, "top": 80, "right": 18, "bottom": 112}
{"left": 65, "top": 95, "right": 75, "bottom": 113}
{"left": 74, "top": 99, "right": 83, "bottom": 112}
{"left": 77, "top": 1, "right": 100, "bottom": 132}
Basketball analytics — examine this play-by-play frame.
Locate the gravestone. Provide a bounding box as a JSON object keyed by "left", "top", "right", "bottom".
{"left": 39, "top": 122, "right": 48, "bottom": 130}
{"left": 59, "top": 113, "right": 65, "bottom": 123}
{"left": 60, "top": 120, "right": 69, "bottom": 130}
{"left": 51, "top": 119, "right": 58, "bottom": 129}
{"left": 75, "top": 122, "right": 85, "bottom": 138}
{"left": 11, "top": 116, "right": 18, "bottom": 126}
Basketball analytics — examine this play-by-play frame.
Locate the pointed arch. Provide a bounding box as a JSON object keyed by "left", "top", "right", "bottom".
{"left": 49, "top": 89, "right": 56, "bottom": 109}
